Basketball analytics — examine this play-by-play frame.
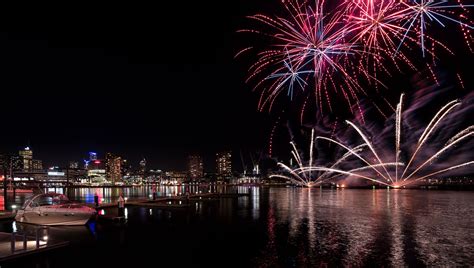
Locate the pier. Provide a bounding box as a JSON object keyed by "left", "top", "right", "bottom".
{"left": 0, "top": 230, "right": 68, "bottom": 262}
{"left": 89, "top": 192, "right": 251, "bottom": 210}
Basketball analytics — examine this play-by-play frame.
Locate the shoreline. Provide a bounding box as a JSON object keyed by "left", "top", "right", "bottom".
{"left": 3, "top": 183, "right": 474, "bottom": 191}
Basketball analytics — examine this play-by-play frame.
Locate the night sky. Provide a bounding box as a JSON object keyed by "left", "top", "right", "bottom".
{"left": 0, "top": 1, "right": 472, "bottom": 171}
{"left": 0, "top": 1, "right": 277, "bottom": 171}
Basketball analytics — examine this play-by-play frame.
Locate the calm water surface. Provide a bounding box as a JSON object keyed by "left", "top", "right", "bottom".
{"left": 1, "top": 187, "right": 473, "bottom": 267}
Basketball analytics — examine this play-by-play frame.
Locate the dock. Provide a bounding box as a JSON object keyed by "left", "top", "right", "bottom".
{"left": 87, "top": 192, "right": 251, "bottom": 210}
{"left": 128, "top": 200, "right": 190, "bottom": 209}
{"left": 0, "top": 232, "right": 69, "bottom": 262}
{"left": 96, "top": 215, "right": 127, "bottom": 224}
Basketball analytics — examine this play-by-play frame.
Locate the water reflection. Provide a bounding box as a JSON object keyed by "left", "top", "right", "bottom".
{"left": 259, "top": 188, "right": 474, "bottom": 266}
{"left": 2, "top": 185, "right": 232, "bottom": 210}
{"left": 251, "top": 187, "right": 260, "bottom": 220}
{"left": 1, "top": 187, "right": 472, "bottom": 267}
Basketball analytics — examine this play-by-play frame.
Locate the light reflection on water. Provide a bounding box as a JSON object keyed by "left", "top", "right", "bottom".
{"left": 5, "top": 185, "right": 233, "bottom": 209}
{"left": 260, "top": 188, "right": 474, "bottom": 266}
{"left": 2, "top": 187, "right": 473, "bottom": 267}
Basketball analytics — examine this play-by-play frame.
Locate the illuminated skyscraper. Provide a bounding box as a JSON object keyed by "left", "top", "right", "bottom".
{"left": 9, "top": 155, "right": 23, "bottom": 171}
{"left": 216, "top": 151, "right": 232, "bottom": 180}
{"left": 139, "top": 158, "right": 147, "bottom": 178}
{"left": 19, "top": 147, "right": 33, "bottom": 171}
{"left": 121, "top": 159, "right": 131, "bottom": 176}
{"left": 105, "top": 153, "right": 122, "bottom": 184}
{"left": 188, "top": 154, "right": 203, "bottom": 181}
{"left": 32, "top": 159, "right": 43, "bottom": 170}
{"left": 69, "top": 161, "right": 79, "bottom": 169}
{"left": 89, "top": 152, "right": 97, "bottom": 161}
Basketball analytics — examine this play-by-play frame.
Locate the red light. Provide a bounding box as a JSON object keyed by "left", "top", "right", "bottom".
{"left": 94, "top": 160, "right": 101, "bottom": 164}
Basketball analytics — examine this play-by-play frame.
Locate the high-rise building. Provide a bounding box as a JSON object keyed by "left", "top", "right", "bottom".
{"left": 9, "top": 155, "right": 23, "bottom": 171}
{"left": 87, "top": 158, "right": 106, "bottom": 183}
{"left": 105, "top": 153, "right": 122, "bottom": 184}
{"left": 216, "top": 151, "right": 232, "bottom": 180}
{"left": 83, "top": 159, "right": 90, "bottom": 169}
{"left": 188, "top": 154, "right": 203, "bottom": 181}
{"left": 165, "top": 170, "right": 187, "bottom": 184}
{"left": 69, "top": 161, "right": 79, "bottom": 169}
{"left": 121, "top": 159, "right": 132, "bottom": 176}
{"left": 0, "top": 155, "right": 29, "bottom": 175}
{"left": 32, "top": 159, "right": 43, "bottom": 170}
{"left": 19, "top": 147, "right": 33, "bottom": 171}
{"left": 139, "top": 158, "right": 146, "bottom": 177}
{"left": 89, "top": 152, "right": 97, "bottom": 161}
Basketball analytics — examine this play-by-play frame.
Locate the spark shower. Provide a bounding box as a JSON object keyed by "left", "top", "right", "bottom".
{"left": 273, "top": 91, "right": 474, "bottom": 187}
{"left": 237, "top": 0, "right": 473, "bottom": 116}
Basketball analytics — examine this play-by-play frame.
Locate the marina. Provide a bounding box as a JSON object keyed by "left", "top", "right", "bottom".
{"left": 0, "top": 186, "right": 473, "bottom": 267}
{"left": 0, "top": 0, "right": 473, "bottom": 265}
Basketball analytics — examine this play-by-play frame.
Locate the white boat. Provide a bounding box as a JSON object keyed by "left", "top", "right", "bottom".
{"left": 15, "top": 193, "right": 96, "bottom": 226}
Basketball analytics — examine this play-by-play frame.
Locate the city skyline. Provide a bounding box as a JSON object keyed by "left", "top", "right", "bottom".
{"left": 0, "top": 145, "right": 240, "bottom": 174}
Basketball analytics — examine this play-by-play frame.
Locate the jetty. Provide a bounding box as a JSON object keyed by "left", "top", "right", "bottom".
{"left": 89, "top": 192, "right": 250, "bottom": 210}
{"left": 0, "top": 228, "right": 68, "bottom": 262}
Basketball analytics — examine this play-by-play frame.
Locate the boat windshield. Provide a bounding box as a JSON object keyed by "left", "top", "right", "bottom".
{"left": 28, "top": 194, "right": 71, "bottom": 208}
{"left": 22, "top": 197, "right": 33, "bottom": 210}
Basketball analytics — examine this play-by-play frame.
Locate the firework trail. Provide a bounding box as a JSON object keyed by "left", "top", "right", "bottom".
{"left": 238, "top": 0, "right": 473, "bottom": 117}
{"left": 345, "top": 1, "right": 416, "bottom": 84}
{"left": 395, "top": 0, "right": 474, "bottom": 57}
{"left": 239, "top": 0, "right": 369, "bottom": 115}
{"left": 271, "top": 128, "right": 396, "bottom": 187}
{"left": 316, "top": 87, "right": 474, "bottom": 187}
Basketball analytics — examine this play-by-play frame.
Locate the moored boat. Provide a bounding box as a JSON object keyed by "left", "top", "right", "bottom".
{"left": 15, "top": 193, "right": 96, "bottom": 226}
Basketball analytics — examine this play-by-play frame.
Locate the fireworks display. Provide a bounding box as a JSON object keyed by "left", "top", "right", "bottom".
{"left": 239, "top": 0, "right": 473, "bottom": 187}
{"left": 273, "top": 89, "right": 474, "bottom": 187}
{"left": 270, "top": 129, "right": 371, "bottom": 187}
{"left": 394, "top": 0, "right": 474, "bottom": 56}
{"left": 315, "top": 90, "right": 474, "bottom": 187}
{"left": 239, "top": 0, "right": 365, "bottom": 114}
{"left": 238, "top": 0, "right": 473, "bottom": 116}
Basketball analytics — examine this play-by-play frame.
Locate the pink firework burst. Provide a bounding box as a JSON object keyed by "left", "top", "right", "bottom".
{"left": 239, "top": 0, "right": 369, "bottom": 115}
{"left": 238, "top": 0, "right": 473, "bottom": 119}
